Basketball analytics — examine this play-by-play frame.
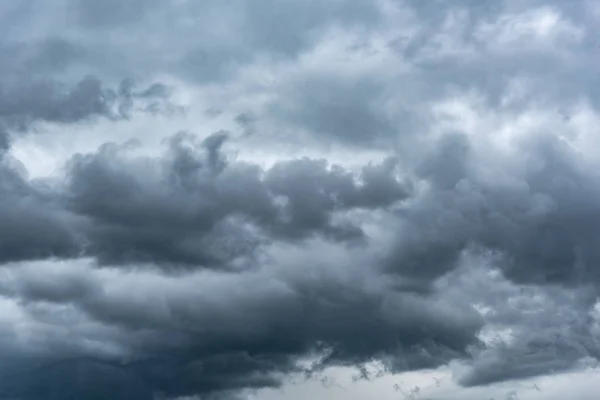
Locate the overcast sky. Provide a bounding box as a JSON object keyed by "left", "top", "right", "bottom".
{"left": 1, "top": 0, "right": 600, "bottom": 399}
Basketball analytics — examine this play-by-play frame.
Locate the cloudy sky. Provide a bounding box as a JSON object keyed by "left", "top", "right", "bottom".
{"left": 1, "top": 0, "right": 600, "bottom": 399}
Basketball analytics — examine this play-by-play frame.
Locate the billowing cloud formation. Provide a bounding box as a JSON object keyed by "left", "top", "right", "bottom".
{"left": 64, "top": 133, "right": 408, "bottom": 266}
{"left": 0, "top": 254, "right": 482, "bottom": 399}
{"left": 2, "top": 0, "right": 600, "bottom": 399}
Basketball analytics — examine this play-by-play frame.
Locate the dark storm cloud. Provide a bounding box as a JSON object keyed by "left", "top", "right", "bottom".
{"left": 0, "top": 153, "right": 83, "bottom": 263}
{"left": 382, "top": 132, "right": 600, "bottom": 287}
{"left": 2, "top": 0, "right": 600, "bottom": 399}
{"left": 0, "top": 71, "right": 179, "bottom": 266}
{"left": 372, "top": 128, "right": 600, "bottom": 384}
{"left": 0, "top": 254, "right": 483, "bottom": 400}
{"left": 0, "top": 72, "right": 178, "bottom": 266}
{"left": 0, "top": 355, "right": 285, "bottom": 400}
{"left": 0, "top": 358, "right": 153, "bottom": 400}
{"left": 64, "top": 132, "right": 409, "bottom": 267}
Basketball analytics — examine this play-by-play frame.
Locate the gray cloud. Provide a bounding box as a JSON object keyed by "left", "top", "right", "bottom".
{"left": 270, "top": 76, "right": 397, "bottom": 147}
{"left": 0, "top": 75, "right": 177, "bottom": 134}
{"left": 0, "top": 153, "right": 83, "bottom": 263}
{"left": 0, "top": 72, "right": 179, "bottom": 265}
{"left": 439, "top": 255, "right": 600, "bottom": 387}
{"left": 382, "top": 132, "right": 600, "bottom": 288}
{"left": 0, "top": 37, "right": 85, "bottom": 77}
{"left": 0, "top": 0, "right": 382, "bottom": 83}
{"left": 2, "top": 0, "right": 600, "bottom": 399}
{"left": 64, "top": 132, "right": 409, "bottom": 267}
{"left": 0, "top": 253, "right": 483, "bottom": 399}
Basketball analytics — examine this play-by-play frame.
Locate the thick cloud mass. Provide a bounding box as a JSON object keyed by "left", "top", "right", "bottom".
{"left": 0, "top": 152, "right": 82, "bottom": 263}
{"left": 61, "top": 132, "right": 408, "bottom": 266}
{"left": 2, "top": 0, "right": 600, "bottom": 399}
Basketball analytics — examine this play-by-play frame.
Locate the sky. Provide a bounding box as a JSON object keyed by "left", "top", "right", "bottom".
{"left": 1, "top": 0, "right": 600, "bottom": 399}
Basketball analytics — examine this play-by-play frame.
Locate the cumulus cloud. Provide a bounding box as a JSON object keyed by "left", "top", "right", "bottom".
{"left": 2, "top": 0, "right": 600, "bottom": 399}
{"left": 60, "top": 132, "right": 409, "bottom": 267}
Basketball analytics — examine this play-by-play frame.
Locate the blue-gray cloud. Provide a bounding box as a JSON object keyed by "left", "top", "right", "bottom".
{"left": 2, "top": 0, "right": 600, "bottom": 399}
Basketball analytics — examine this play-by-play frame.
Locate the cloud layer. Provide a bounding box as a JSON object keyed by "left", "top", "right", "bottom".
{"left": 2, "top": 0, "right": 600, "bottom": 399}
